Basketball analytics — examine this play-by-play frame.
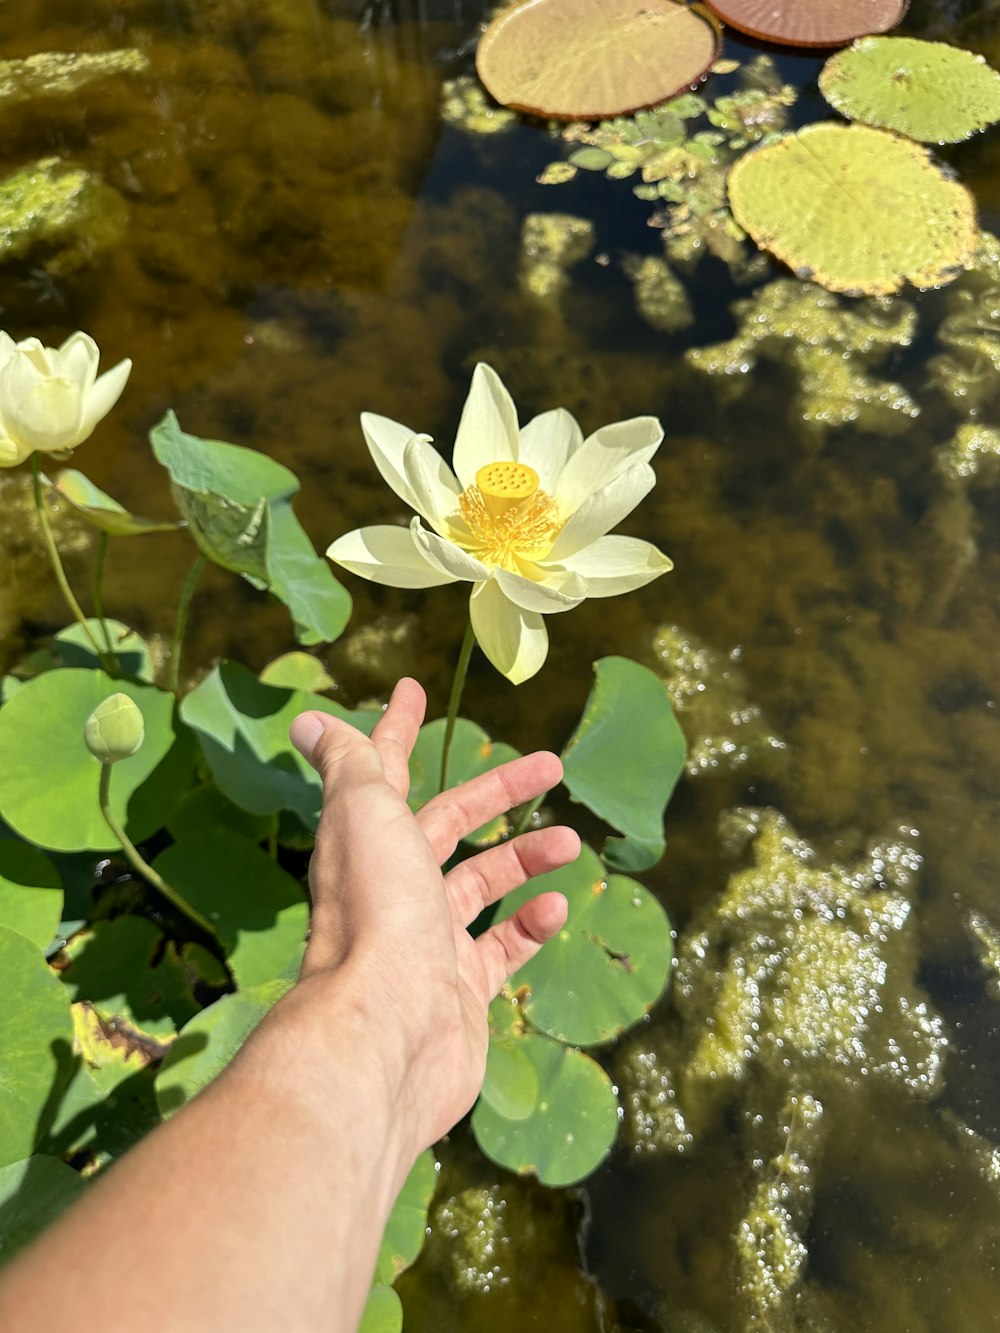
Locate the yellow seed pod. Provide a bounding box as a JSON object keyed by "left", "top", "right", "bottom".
{"left": 476, "top": 461, "right": 540, "bottom": 516}
{"left": 84, "top": 693, "right": 145, "bottom": 764}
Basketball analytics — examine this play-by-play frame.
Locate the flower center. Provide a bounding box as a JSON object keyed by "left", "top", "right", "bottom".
{"left": 456, "top": 461, "right": 561, "bottom": 571}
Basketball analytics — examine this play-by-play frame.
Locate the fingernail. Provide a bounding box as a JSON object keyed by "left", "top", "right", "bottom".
{"left": 290, "top": 712, "right": 327, "bottom": 759}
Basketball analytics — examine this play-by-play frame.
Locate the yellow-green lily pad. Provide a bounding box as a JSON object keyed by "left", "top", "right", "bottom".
{"left": 819, "top": 37, "right": 1000, "bottom": 144}
{"left": 728, "top": 122, "right": 977, "bottom": 295}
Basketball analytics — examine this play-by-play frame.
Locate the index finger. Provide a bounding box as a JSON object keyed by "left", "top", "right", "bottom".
{"left": 417, "top": 751, "right": 562, "bottom": 864}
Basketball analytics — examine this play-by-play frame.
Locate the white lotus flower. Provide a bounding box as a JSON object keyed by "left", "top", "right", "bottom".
{"left": 328, "top": 363, "right": 673, "bottom": 684}
{"left": 0, "top": 331, "right": 132, "bottom": 468}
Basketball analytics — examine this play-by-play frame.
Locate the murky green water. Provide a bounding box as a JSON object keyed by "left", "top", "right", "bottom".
{"left": 3, "top": 0, "right": 1000, "bottom": 1328}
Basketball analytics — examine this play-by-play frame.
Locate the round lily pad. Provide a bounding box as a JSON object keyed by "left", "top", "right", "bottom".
{"left": 0, "top": 669, "right": 191, "bottom": 853}
{"left": 820, "top": 36, "right": 1000, "bottom": 143}
{"left": 476, "top": 0, "right": 721, "bottom": 120}
{"left": 495, "top": 843, "right": 673, "bottom": 1046}
{"left": 701, "top": 0, "right": 906, "bottom": 48}
{"left": 0, "top": 926, "right": 74, "bottom": 1168}
{"left": 374, "top": 1150, "right": 437, "bottom": 1284}
{"left": 0, "top": 840, "right": 63, "bottom": 949}
{"left": 471, "top": 1034, "right": 618, "bottom": 1186}
{"left": 728, "top": 122, "right": 977, "bottom": 295}
{"left": 0, "top": 1156, "right": 88, "bottom": 1261}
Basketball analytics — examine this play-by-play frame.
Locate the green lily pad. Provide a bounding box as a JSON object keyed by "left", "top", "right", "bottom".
{"left": 259, "top": 652, "right": 335, "bottom": 693}
{"left": 60, "top": 916, "right": 201, "bottom": 1038}
{"left": 150, "top": 413, "right": 351, "bottom": 646}
{"left": 562, "top": 657, "right": 685, "bottom": 871}
{"left": 374, "top": 1149, "right": 437, "bottom": 1284}
{"left": 51, "top": 619, "right": 155, "bottom": 681}
{"left": 0, "top": 926, "right": 75, "bottom": 1167}
{"left": 0, "top": 1156, "right": 87, "bottom": 1262}
{"left": 0, "top": 669, "right": 192, "bottom": 853}
{"left": 471, "top": 1033, "right": 618, "bottom": 1186}
{"left": 166, "top": 783, "right": 274, "bottom": 845}
{"left": 153, "top": 832, "right": 308, "bottom": 989}
{"left": 408, "top": 718, "right": 520, "bottom": 846}
{"left": 179, "top": 662, "right": 377, "bottom": 828}
{"left": 494, "top": 843, "right": 672, "bottom": 1045}
{"left": 728, "top": 122, "right": 978, "bottom": 296}
{"left": 155, "top": 979, "right": 293, "bottom": 1118}
{"left": 476, "top": 0, "right": 720, "bottom": 120}
{"left": 0, "top": 840, "right": 63, "bottom": 950}
{"left": 481, "top": 1035, "right": 540, "bottom": 1120}
{"left": 49, "top": 469, "right": 179, "bottom": 537}
{"left": 359, "top": 1286, "right": 403, "bottom": 1333}
{"left": 820, "top": 37, "right": 1000, "bottom": 144}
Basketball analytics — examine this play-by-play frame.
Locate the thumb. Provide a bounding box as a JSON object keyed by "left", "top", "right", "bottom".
{"left": 290, "top": 711, "right": 383, "bottom": 789}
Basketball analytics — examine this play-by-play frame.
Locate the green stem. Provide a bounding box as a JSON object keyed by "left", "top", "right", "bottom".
{"left": 512, "top": 793, "right": 546, "bottom": 838}
{"left": 32, "top": 455, "right": 115, "bottom": 671}
{"left": 99, "top": 762, "right": 217, "bottom": 939}
{"left": 439, "top": 618, "right": 476, "bottom": 793}
{"left": 267, "top": 814, "right": 279, "bottom": 862}
{"left": 92, "top": 532, "right": 118, "bottom": 667}
{"left": 168, "top": 552, "right": 207, "bottom": 695}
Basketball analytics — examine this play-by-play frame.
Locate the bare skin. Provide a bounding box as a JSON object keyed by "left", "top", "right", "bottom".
{"left": 0, "top": 678, "right": 577, "bottom": 1332}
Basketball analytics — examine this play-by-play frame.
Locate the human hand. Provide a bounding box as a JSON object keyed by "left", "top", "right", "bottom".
{"left": 288, "top": 678, "right": 578, "bottom": 1157}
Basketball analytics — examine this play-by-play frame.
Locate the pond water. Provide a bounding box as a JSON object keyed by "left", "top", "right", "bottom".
{"left": 4, "top": 0, "right": 1000, "bottom": 1328}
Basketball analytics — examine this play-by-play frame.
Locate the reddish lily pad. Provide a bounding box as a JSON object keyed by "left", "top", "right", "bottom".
{"left": 476, "top": 0, "right": 721, "bottom": 121}
{"left": 701, "top": 0, "right": 907, "bottom": 48}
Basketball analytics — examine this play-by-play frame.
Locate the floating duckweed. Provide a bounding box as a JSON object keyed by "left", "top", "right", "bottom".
{"left": 0, "top": 158, "right": 127, "bottom": 274}
{"left": 687, "top": 279, "right": 918, "bottom": 436}
{"left": 440, "top": 75, "right": 518, "bottom": 135}
{"left": 651, "top": 623, "right": 785, "bottom": 778}
{"left": 676, "top": 809, "right": 947, "bottom": 1098}
{"left": 0, "top": 50, "right": 148, "bottom": 106}
{"left": 433, "top": 1185, "right": 512, "bottom": 1295}
{"left": 622, "top": 255, "right": 693, "bottom": 333}
{"left": 519, "top": 213, "right": 594, "bottom": 300}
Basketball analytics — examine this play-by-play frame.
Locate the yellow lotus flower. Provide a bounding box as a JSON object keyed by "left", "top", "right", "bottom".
{"left": 328, "top": 364, "right": 672, "bottom": 683}
{"left": 0, "top": 331, "right": 132, "bottom": 467}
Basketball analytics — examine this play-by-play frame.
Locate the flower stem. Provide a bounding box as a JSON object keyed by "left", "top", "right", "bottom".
{"left": 512, "top": 793, "right": 545, "bottom": 838}
{"left": 98, "top": 761, "right": 218, "bottom": 939}
{"left": 440, "top": 618, "right": 476, "bottom": 793}
{"left": 92, "top": 532, "right": 119, "bottom": 669}
{"left": 31, "top": 454, "right": 115, "bottom": 671}
{"left": 167, "top": 552, "right": 207, "bottom": 696}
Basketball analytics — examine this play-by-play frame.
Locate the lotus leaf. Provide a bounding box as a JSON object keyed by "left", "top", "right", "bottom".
{"left": 494, "top": 844, "right": 672, "bottom": 1045}
{"left": 0, "top": 1156, "right": 87, "bottom": 1262}
{"left": 476, "top": 0, "right": 720, "bottom": 120}
{"left": 50, "top": 469, "right": 179, "bottom": 536}
{"left": 155, "top": 979, "right": 293, "bottom": 1118}
{"left": 167, "top": 783, "right": 274, "bottom": 845}
{"left": 51, "top": 619, "right": 155, "bottom": 681}
{"left": 179, "top": 662, "right": 377, "bottom": 828}
{"left": 359, "top": 1286, "right": 403, "bottom": 1333}
{"left": 153, "top": 832, "right": 309, "bottom": 988}
{"left": 471, "top": 1033, "right": 618, "bottom": 1186}
{"left": 60, "top": 916, "right": 201, "bottom": 1038}
{"left": 701, "top": 0, "right": 906, "bottom": 48}
{"left": 0, "top": 669, "right": 191, "bottom": 853}
{"left": 727, "top": 123, "right": 977, "bottom": 296}
{"left": 820, "top": 37, "right": 1000, "bottom": 144}
{"left": 0, "top": 839, "right": 62, "bottom": 949}
{"left": 407, "top": 718, "right": 520, "bottom": 845}
{"left": 562, "top": 657, "right": 685, "bottom": 871}
{"left": 259, "top": 651, "right": 335, "bottom": 693}
{"left": 374, "top": 1149, "right": 437, "bottom": 1284}
{"left": 0, "top": 925, "right": 74, "bottom": 1167}
{"left": 150, "top": 413, "right": 351, "bottom": 646}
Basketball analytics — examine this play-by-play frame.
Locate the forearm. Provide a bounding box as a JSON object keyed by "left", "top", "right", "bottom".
{"left": 0, "top": 973, "right": 416, "bottom": 1333}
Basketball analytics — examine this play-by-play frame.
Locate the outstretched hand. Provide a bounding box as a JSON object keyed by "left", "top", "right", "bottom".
{"left": 289, "top": 677, "right": 578, "bottom": 1153}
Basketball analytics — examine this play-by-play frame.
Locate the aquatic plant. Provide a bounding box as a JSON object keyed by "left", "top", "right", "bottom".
{"left": 476, "top": 0, "right": 720, "bottom": 120}
{"left": 700, "top": 0, "right": 906, "bottom": 47}
{"left": 819, "top": 36, "right": 1000, "bottom": 143}
{"left": 0, "top": 333, "right": 687, "bottom": 1308}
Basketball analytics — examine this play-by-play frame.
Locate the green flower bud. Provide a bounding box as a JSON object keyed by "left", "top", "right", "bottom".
{"left": 84, "top": 693, "right": 145, "bottom": 764}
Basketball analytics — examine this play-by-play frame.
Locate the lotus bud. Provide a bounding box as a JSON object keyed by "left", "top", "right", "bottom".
{"left": 84, "top": 693, "right": 145, "bottom": 764}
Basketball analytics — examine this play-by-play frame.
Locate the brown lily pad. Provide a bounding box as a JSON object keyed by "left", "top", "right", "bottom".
{"left": 701, "top": 0, "right": 907, "bottom": 48}
{"left": 476, "top": 0, "right": 721, "bottom": 121}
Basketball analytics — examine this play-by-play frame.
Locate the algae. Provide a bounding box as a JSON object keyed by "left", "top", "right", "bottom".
{"left": 0, "top": 159, "right": 127, "bottom": 275}
{"left": 519, "top": 212, "right": 594, "bottom": 300}
{"left": 622, "top": 255, "right": 693, "bottom": 333}
{"left": 928, "top": 230, "right": 1000, "bottom": 414}
{"left": 688, "top": 279, "right": 918, "bottom": 437}
{"left": 441, "top": 75, "right": 517, "bottom": 135}
{"left": 0, "top": 50, "right": 148, "bottom": 105}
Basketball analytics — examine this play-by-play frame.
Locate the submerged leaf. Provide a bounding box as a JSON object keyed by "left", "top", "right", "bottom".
{"left": 476, "top": 0, "right": 720, "bottom": 120}
{"left": 702, "top": 0, "right": 906, "bottom": 48}
{"left": 819, "top": 37, "right": 1000, "bottom": 144}
{"left": 728, "top": 123, "right": 977, "bottom": 295}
